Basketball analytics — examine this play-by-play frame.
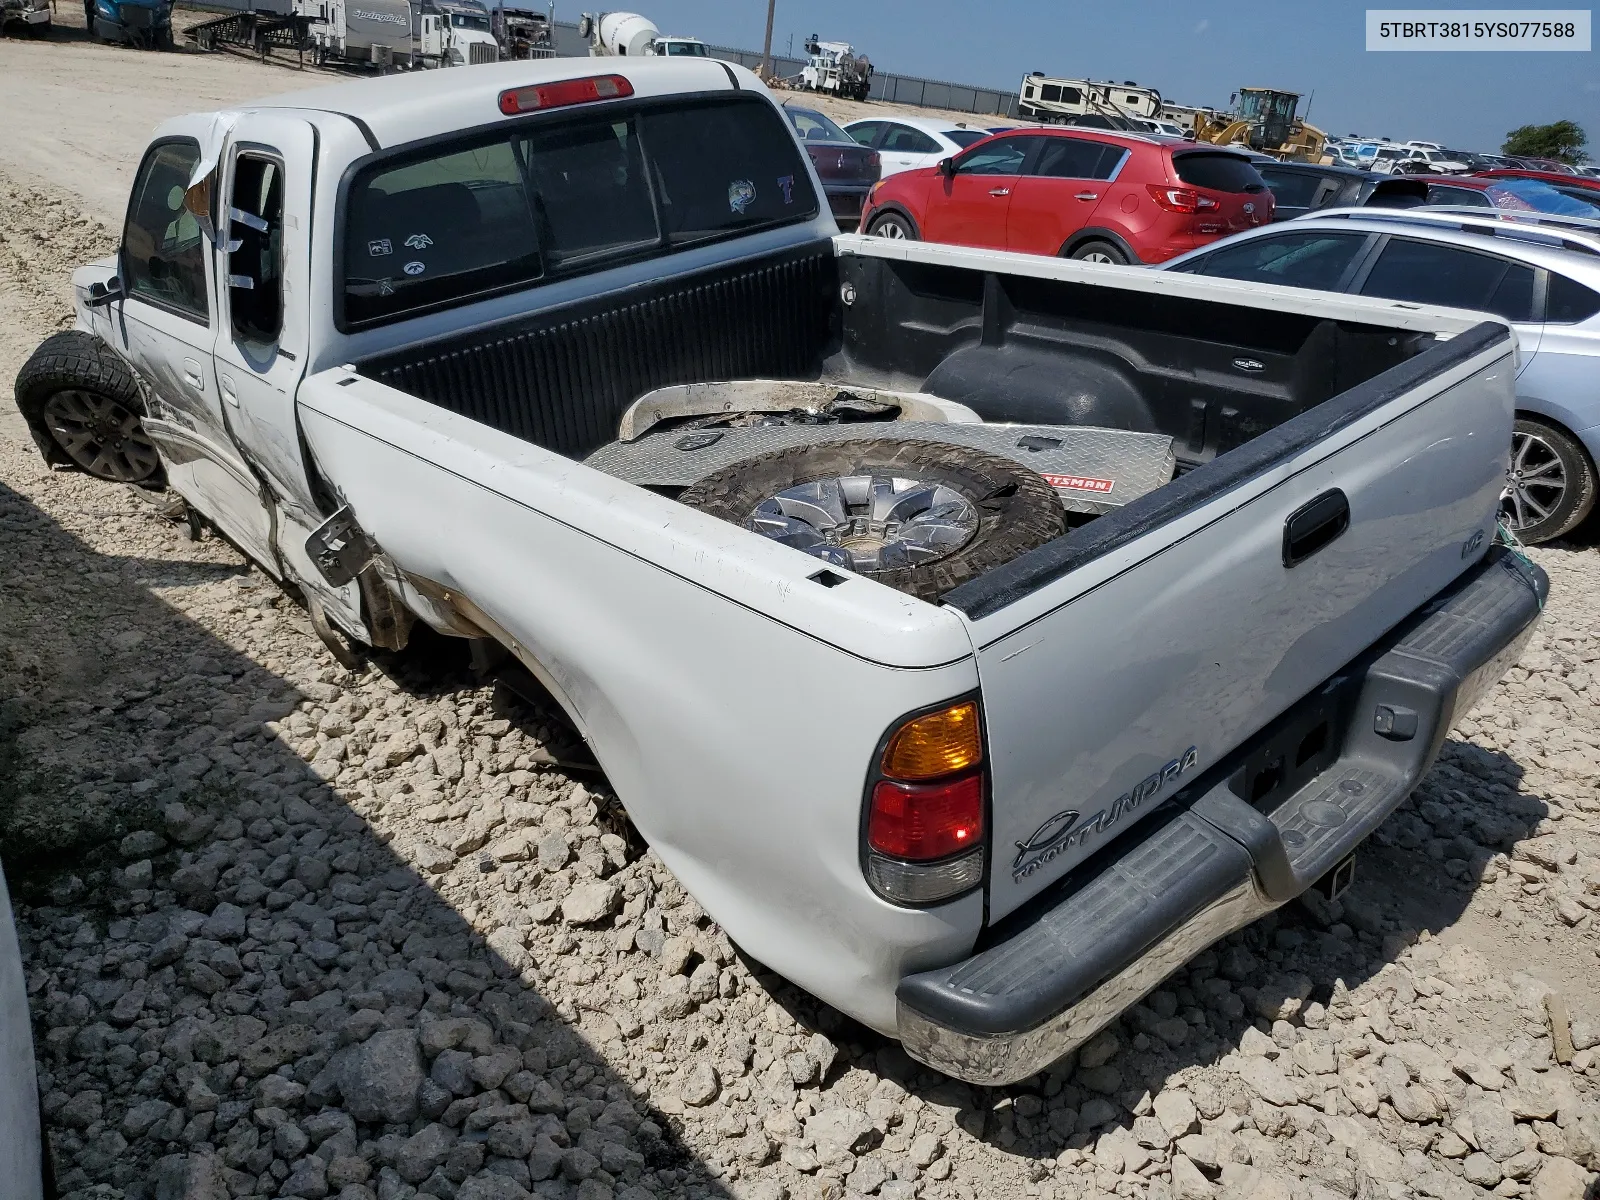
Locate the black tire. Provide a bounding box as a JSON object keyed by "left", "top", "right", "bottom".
{"left": 13, "top": 330, "right": 164, "bottom": 484}
{"left": 1501, "top": 416, "right": 1596, "bottom": 544}
{"left": 868, "top": 211, "right": 916, "bottom": 240}
{"left": 678, "top": 439, "right": 1067, "bottom": 601}
{"left": 1068, "top": 239, "right": 1129, "bottom": 265}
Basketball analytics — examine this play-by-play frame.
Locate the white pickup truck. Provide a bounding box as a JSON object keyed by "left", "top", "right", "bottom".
{"left": 14, "top": 58, "right": 1547, "bottom": 1086}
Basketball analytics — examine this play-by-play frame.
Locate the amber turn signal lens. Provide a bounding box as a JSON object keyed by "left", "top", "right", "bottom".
{"left": 881, "top": 701, "right": 982, "bottom": 781}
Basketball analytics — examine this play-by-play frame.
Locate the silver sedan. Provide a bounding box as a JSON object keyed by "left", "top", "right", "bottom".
{"left": 1159, "top": 207, "right": 1600, "bottom": 543}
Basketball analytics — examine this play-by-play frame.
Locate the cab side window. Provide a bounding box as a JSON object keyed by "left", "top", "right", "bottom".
{"left": 881, "top": 126, "right": 940, "bottom": 155}
{"left": 122, "top": 139, "right": 210, "bottom": 323}
{"left": 227, "top": 155, "right": 285, "bottom": 346}
{"left": 957, "top": 137, "right": 1037, "bottom": 176}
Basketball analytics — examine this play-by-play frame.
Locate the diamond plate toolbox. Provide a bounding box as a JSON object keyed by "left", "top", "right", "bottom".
{"left": 584, "top": 421, "right": 1177, "bottom": 515}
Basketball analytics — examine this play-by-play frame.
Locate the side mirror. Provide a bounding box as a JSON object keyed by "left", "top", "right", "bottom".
{"left": 86, "top": 277, "right": 124, "bottom": 308}
{"left": 184, "top": 169, "right": 218, "bottom": 246}
{"left": 937, "top": 157, "right": 956, "bottom": 178}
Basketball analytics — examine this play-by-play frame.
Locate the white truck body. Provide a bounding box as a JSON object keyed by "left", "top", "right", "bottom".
{"left": 43, "top": 57, "right": 1545, "bottom": 1085}
{"left": 419, "top": 1, "right": 500, "bottom": 65}
{"left": 800, "top": 38, "right": 872, "bottom": 100}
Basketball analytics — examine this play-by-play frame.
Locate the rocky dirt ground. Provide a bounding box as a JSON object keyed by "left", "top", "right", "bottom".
{"left": 3, "top": 24, "right": 1600, "bottom": 1200}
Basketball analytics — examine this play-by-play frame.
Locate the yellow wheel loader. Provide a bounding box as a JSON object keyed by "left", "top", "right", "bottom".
{"left": 1193, "top": 88, "right": 1332, "bottom": 164}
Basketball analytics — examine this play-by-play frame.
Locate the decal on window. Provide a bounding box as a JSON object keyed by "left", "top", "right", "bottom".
{"left": 403, "top": 261, "right": 426, "bottom": 276}
{"left": 368, "top": 238, "right": 393, "bottom": 257}
{"left": 404, "top": 233, "right": 434, "bottom": 250}
{"left": 728, "top": 179, "right": 756, "bottom": 214}
{"left": 777, "top": 174, "right": 795, "bottom": 204}
{"left": 377, "top": 279, "right": 395, "bottom": 296}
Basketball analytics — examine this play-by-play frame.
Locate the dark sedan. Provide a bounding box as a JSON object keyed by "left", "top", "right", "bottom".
{"left": 782, "top": 104, "right": 881, "bottom": 226}
{"left": 1254, "top": 161, "right": 1429, "bottom": 219}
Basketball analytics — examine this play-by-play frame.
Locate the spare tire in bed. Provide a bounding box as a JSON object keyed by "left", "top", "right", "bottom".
{"left": 678, "top": 438, "right": 1068, "bottom": 602}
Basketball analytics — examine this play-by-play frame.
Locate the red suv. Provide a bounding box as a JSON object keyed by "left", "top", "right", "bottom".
{"left": 858, "top": 129, "right": 1274, "bottom": 264}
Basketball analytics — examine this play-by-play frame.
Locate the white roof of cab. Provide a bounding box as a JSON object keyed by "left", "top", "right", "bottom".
{"left": 246, "top": 57, "right": 752, "bottom": 150}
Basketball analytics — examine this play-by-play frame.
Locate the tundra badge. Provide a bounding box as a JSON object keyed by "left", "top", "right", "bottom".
{"left": 1012, "top": 746, "right": 1200, "bottom": 881}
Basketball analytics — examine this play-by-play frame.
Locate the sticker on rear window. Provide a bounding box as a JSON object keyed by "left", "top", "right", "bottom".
{"left": 728, "top": 179, "right": 756, "bottom": 214}
{"left": 1041, "top": 473, "right": 1115, "bottom": 494}
{"left": 368, "top": 238, "right": 392, "bottom": 257}
{"left": 777, "top": 174, "right": 795, "bottom": 204}
{"left": 405, "top": 233, "right": 434, "bottom": 250}
{"left": 403, "top": 261, "right": 426, "bottom": 276}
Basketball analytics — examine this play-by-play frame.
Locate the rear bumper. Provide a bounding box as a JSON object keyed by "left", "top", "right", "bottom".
{"left": 897, "top": 547, "right": 1547, "bottom": 1085}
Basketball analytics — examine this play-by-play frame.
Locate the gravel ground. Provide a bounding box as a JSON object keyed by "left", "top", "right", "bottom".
{"left": 3, "top": 49, "right": 1600, "bottom": 1200}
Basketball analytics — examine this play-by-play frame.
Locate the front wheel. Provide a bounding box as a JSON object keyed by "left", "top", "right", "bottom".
{"left": 13, "top": 330, "right": 163, "bottom": 484}
{"left": 867, "top": 212, "right": 915, "bottom": 240}
{"left": 1500, "top": 417, "right": 1596, "bottom": 544}
{"left": 1068, "top": 240, "right": 1128, "bottom": 265}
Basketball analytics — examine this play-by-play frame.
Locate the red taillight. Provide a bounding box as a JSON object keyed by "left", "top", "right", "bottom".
{"left": 498, "top": 74, "right": 634, "bottom": 116}
{"left": 1146, "top": 184, "right": 1221, "bottom": 214}
{"left": 868, "top": 774, "right": 985, "bottom": 861}
{"left": 867, "top": 150, "right": 880, "bottom": 169}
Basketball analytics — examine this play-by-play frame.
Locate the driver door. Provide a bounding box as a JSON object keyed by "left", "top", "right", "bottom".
{"left": 112, "top": 129, "right": 274, "bottom": 565}
{"left": 921, "top": 135, "right": 1041, "bottom": 250}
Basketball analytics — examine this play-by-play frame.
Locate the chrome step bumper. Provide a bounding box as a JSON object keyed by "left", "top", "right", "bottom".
{"left": 896, "top": 547, "right": 1547, "bottom": 1085}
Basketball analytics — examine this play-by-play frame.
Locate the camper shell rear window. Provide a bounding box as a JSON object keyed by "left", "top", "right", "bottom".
{"left": 339, "top": 92, "right": 820, "bottom": 330}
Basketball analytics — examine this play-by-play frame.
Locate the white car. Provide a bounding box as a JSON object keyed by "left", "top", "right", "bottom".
{"left": 1370, "top": 146, "right": 1468, "bottom": 175}
{"left": 844, "top": 115, "right": 993, "bottom": 177}
{"left": 0, "top": 860, "right": 47, "bottom": 1200}
{"left": 1137, "top": 118, "right": 1192, "bottom": 140}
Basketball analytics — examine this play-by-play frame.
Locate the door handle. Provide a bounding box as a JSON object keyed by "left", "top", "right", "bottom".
{"left": 220, "top": 375, "right": 239, "bottom": 407}
{"left": 1075, "top": 191, "right": 1100, "bottom": 201}
{"left": 182, "top": 359, "right": 204, "bottom": 390}
{"left": 1283, "top": 489, "right": 1350, "bottom": 568}
{"left": 989, "top": 188, "right": 1010, "bottom": 197}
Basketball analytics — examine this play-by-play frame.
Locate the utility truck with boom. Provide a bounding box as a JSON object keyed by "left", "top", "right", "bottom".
{"left": 13, "top": 57, "right": 1545, "bottom": 1086}
{"left": 800, "top": 36, "right": 873, "bottom": 101}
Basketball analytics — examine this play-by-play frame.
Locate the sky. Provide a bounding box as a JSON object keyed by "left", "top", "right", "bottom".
{"left": 638, "top": 0, "right": 1600, "bottom": 155}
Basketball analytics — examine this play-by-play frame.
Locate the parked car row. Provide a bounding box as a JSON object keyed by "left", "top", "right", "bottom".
{"left": 858, "top": 126, "right": 1274, "bottom": 264}
{"left": 850, "top": 124, "right": 1600, "bottom": 545}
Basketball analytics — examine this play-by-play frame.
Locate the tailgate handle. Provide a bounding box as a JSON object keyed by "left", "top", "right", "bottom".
{"left": 1283, "top": 489, "right": 1350, "bottom": 568}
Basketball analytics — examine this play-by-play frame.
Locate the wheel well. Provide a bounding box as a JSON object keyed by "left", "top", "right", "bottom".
{"left": 867, "top": 204, "right": 921, "bottom": 238}
{"left": 1060, "top": 228, "right": 1140, "bottom": 263}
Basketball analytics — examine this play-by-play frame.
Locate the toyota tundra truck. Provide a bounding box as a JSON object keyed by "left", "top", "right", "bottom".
{"left": 13, "top": 57, "right": 1546, "bottom": 1085}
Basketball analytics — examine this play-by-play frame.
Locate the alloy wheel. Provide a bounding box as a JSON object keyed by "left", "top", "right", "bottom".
{"left": 1500, "top": 428, "right": 1567, "bottom": 533}
{"left": 747, "top": 474, "right": 980, "bottom": 571}
{"left": 41, "top": 389, "right": 161, "bottom": 483}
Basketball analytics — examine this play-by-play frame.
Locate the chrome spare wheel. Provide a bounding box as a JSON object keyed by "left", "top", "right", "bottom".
{"left": 748, "top": 474, "right": 980, "bottom": 571}
{"left": 41, "top": 389, "right": 161, "bottom": 483}
{"left": 1500, "top": 427, "right": 1567, "bottom": 534}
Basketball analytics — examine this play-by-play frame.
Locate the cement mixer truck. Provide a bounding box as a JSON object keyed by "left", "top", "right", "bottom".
{"left": 578, "top": 10, "right": 707, "bottom": 57}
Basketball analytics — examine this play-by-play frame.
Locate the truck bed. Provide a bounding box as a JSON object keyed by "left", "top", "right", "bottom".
{"left": 353, "top": 235, "right": 1432, "bottom": 469}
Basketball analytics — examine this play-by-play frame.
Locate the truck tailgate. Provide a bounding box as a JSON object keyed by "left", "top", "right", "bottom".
{"left": 941, "top": 322, "right": 1515, "bottom": 921}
